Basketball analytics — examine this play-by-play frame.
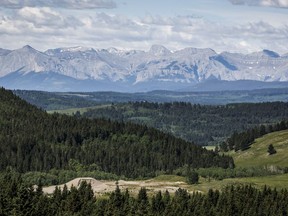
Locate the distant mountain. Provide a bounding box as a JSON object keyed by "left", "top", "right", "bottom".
{"left": 0, "top": 45, "right": 287, "bottom": 92}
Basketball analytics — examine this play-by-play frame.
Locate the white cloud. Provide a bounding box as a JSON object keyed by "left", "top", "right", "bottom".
{"left": 0, "top": 0, "right": 116, "bottom": 9}
{"left": 261, "top": 0, "right": 288, "bottom": 7}
{"left": 16, "top": 7, "right": 78, "bottom": 28}
{"left": 229, "top": 0, "right": 288, "bottom": 8}
{"left": 0, "top": 10, "right": 287, "bottom": 54}
{"left": 0, "top": 7, "right": 83, "bottom": 37}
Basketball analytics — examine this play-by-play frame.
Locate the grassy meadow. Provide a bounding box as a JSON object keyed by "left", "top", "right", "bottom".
{"left": 231, "top": 129, "right": 288, "bottom": 168}
{"left": 154, "top": 130, "right": 288, "bottom": 193}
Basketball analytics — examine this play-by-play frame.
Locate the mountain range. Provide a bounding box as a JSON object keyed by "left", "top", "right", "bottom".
{"left": 0, "top": 45, "right": 287, "bottom": 92}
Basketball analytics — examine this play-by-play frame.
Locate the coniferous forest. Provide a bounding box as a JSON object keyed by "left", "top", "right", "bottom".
{"left": 81, "top": 101, "right": 288, "bottom": 145}
{"left": 1, "top": 87, "right": 288, "bottom": 215}
{"left": 0, "top": 87, "right": 233, "bottom": 178}
{"left": 0, "top": 171, "right": 288, "bottom": 216}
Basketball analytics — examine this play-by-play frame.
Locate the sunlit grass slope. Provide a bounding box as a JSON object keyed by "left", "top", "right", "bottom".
{"left": 230, "top": 130, "right": 288, "bottom": 168}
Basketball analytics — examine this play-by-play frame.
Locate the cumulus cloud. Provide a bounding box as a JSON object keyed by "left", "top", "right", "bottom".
{"left": 229, "top": 0, "right": 288, "bottom": 8}
{"left": 0, "top": 10, "right": 287, "bottom": 54}
{"left": 0, "top": 7, "right": 83, "bottom": 37}
{"left": 16, "top": 7, "right": 82, "bottom": 28}
{"left": 0, "top": 0, "right": 116, "bottom": 9}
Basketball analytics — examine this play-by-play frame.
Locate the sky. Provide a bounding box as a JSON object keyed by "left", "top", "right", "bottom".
{"left": 0, "top": 0, "right": 287, "bottom": 54}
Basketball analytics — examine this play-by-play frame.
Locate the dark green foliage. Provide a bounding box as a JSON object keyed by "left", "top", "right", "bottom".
{"left": 196, "top": 166, "right": 282, "bottom": 180}
{"left": 82, "top": 101, "right": 288, "bottom": 145}
{"left": 268, "top": 144, "right": 277, "bottom": 155}
{"left": 0, "top": 87, "right": 233, "bottom": 178}
{"left": 151, "top": 191, "right": 165, "bottom": 215}
{"left": 1, "top": 172, "right": 288, "bottom": 216}
{"left": 186, "top": 169, "right": 199, "bottom": 184}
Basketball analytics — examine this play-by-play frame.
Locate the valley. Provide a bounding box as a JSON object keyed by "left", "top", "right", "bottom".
{"left": 1, "top": 0, "right": 288, "bottom": 214}
{"left": 46, "top": 99, "right": 288, "bottom": 145}
{"left": 1, "top": 87, "right": 288, "bottom": 215}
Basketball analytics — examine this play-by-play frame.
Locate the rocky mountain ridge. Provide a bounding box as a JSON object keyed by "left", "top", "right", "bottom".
{"left": 0, "top": 45, "right": 287, "bottom": 92}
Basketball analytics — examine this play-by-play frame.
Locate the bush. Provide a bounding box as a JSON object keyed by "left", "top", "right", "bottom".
{"left": 187, "top": 170, "right": 199, "bottom": 184}
{"left": 267, "top": 144, "right": 277, "bottom": 155}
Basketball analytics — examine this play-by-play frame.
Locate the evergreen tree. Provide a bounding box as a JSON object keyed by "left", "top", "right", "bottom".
{"left": 136, "top": 187, "right": 149, "bottom": 215}
{"left": 187, "top": 168, "right": 199, "bottom": 184}
{"left": 151, "top": 191, "right": 165, "bottom": 215}
{"left": 268, "top": 144, "right": 277, "bottom": 155}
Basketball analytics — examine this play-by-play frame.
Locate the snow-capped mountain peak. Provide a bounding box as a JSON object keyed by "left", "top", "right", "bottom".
{"left": 0, "top": 45, "right": 287, "bottom": 92}
{"left": 61, "top": 46, "right": 95, "bottom": 53}
{"left": 45, "top": 46, "right": 96, "bottom": 55}
{"left": 107, "top": 47, "right": 121, "bottom": 54}
{"left": 149, "top": 45, "right": 171, "bottom": 56}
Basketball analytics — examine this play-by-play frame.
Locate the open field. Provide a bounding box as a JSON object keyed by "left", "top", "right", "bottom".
{"left": 193, "top": 174, "right": 288, "bottom": 192}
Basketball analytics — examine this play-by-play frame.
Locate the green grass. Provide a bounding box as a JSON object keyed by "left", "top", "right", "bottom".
{"left": 148, "top": 174, "right": 288, "bottom": 193}
{"left": 189, "top": 130, "right": 288, "bottom": 192}
{"left": 189, "top": 174, "right": 288, "bottom": 193}
{"left": 229, "top": 130, "right": 288, "bottom": 168}
{"left": 224, "top": 174, "right": 288, "bottom": 189}
{"left": 151, "top": 175, "right": 186, "bottom": 182}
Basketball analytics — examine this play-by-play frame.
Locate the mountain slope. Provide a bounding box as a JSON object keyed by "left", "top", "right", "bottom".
{"left": 0, "top": 87, "right": 234, "bottom": 177}
{"left": 0, "top": 45, "right": 287, "bottom": 92}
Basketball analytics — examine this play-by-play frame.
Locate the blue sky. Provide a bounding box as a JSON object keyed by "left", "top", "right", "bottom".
{"left": 0, "top": 0, "right": 287, "bottom": 54}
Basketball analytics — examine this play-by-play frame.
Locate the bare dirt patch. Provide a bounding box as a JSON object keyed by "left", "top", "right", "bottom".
{"left": 42, "top": 177, "right": 192, "bottom": 196}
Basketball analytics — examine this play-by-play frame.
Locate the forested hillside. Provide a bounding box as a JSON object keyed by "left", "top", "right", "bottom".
{"left": 0, "top": 88, "right": 233, "bottom": 178}
{"left": 81, "top": 101, "right": 288, "bottom": 145}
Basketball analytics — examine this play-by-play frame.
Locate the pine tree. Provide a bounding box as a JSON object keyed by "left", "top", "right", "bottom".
{"left": 187, "top": 168, "right": 199, "bottom": 184}
{"left": 136, "top": 187, "right": 149, "bottom": 215}
{"left": 268, "top": 144, "right": 277, "bottom": 155}
{"left": 151, "top": 191, "right": 165, "bottom": 215}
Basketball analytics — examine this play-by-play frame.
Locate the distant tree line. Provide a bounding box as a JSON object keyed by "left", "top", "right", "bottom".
{"left": 13, "top": 90, "right": 99, "bottom": 110}
{"left": 1, "top": 171, "right": 288, "bottom": 216}
{"left": 82, "top": 101, "right": 288, "bottom": 145}
{"left": 0, "top": 88, "right": 233, "bottom": 179}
